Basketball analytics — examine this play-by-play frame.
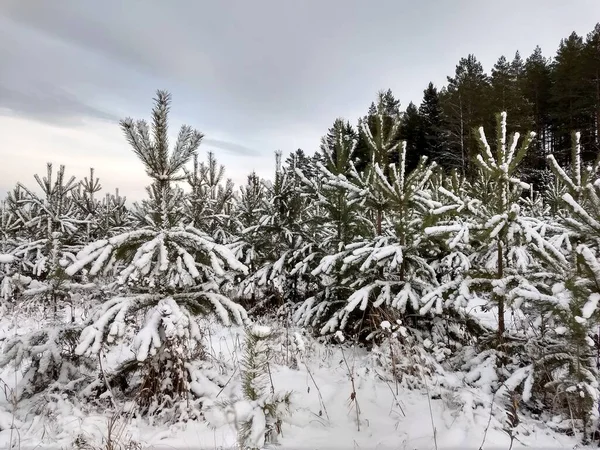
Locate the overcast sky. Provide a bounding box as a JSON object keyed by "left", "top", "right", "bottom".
{"left": 0, "top": 0, "right": 598, "bottom": 200}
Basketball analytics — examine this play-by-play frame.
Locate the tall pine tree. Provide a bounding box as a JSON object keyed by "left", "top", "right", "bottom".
{"left": 419, "top": 82, "right": 448, "bottom": 169}
{"left": 522, "top": 46, "right": 553, "bottom": 174}
{"left": 399, "top": 102, "right": 423, "bottom": 171}
{"left": 441, "top": 54, "right": 491, "bottom": 176}
{"left": 583, "top": 24, "right": 600, "bottom": 156}
{"left": 551, "top": 32, "right": 589, "bottom": 163}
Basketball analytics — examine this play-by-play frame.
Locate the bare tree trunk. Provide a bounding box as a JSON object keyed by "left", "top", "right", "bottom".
{"left": 497, "top": 240, "right": 505, "bottom": 338}
{"left": 459, "top": 94, "right": 465, "bottom": 178}
{"left": 595, "top": 70, "right": 600, "bottom": 147}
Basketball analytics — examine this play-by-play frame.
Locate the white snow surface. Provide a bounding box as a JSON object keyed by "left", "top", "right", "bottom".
{"left": 0, "top": 254, "right": 15, "bottom": 264}
{"left": 0, "top": 311, "right": 589, "bottom": 450}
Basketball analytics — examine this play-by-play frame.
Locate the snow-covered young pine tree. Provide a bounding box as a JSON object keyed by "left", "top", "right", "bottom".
{"left": 65, "top": 90, "right": 248, "bottom": 415}
{"left": 425, "top": 112, "right": 554, "bottom": 341}
{"left": 238, "top": 151, "right": 310, "bottom": 312}
{"left": 11, "top": 163, "right": 93, "bottom": 317}
{"left": 206, "top": 325, "right": 293, "bottom": 450}
{"left": 293, "top": 118, "right": 370, "bottom": 332}
{"left": 515, "top": 131, "right": 600, "bottom": 441}
{"left": 185, "top": 152, "right": 236, "bottom": 244}
{"left": 0, "top": 164, "right": 98, "bottom": 400}
{"left": 299, "top": 134, "right": 439, "bottom": 339}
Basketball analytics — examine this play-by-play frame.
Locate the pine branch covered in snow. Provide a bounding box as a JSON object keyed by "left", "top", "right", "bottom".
{"left": 0, "top": 325, "right": 95, "bottom": 399}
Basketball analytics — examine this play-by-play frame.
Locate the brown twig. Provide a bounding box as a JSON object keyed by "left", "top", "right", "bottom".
{"left": 341, "top": 347, "right": 360, "bottom": 431}
{"left": 98, "top": 349, "right": 118, "bottom": 410}
{"left": 304, "top": 362, "right": 330, "bottom": 422}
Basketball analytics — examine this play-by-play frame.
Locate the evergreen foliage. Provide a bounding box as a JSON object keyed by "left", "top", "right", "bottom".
{"left": 206, "top": 326, "right": 292, "bottom": 450}
{"left": 3, "top": 24, "right": 600, "bottom": 441}
{"left": 64, "top": 91, "right": 248, "bottom": 416}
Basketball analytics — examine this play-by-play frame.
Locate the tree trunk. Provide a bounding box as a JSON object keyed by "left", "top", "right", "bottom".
{"left": 459, "top": 94, "right": 465, "bottom": 178}
{"left": 497, "top": 240, "right": 505, "bottom": 337}
{"left": 595, "top": 71, "right": 600, "bottom": 147}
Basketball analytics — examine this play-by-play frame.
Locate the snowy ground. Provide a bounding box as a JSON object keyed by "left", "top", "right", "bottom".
{"left": 0, "top": 308, "right": 590, "bottom": 450}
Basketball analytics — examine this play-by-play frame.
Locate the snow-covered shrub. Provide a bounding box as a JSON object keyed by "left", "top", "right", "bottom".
{"left": 206, "top": 325, "right": 293, "bottom": 450}
{"left": 0, "top": 325, "right": 96, "bottom": 399}
{"left": 369, "top": 318, "right": 469, "bottom": 391}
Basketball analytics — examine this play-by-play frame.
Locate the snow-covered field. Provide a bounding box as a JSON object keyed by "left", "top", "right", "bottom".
{"left": 0, "top": 308, "right": 585, "bottom": 450}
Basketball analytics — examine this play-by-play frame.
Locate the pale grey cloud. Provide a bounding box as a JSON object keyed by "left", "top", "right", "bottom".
{"left": 0, "top": 0, "right": 598, "bottom": 197}
{"left": 203, "top": 139, "right": 260, "bottom": 157}
{"left": 3, "top": 0, "right": 599, "bottom": 129}
{"left": 0, "top": 84, "right": 119, "bottom": 126}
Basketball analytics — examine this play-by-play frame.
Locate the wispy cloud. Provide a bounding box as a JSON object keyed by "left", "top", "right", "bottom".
{"left": 203, "top": 138, "right": 260, "bottom": 156}
{"left": 0, "top": 84, "right": 119, "bottom": 126}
